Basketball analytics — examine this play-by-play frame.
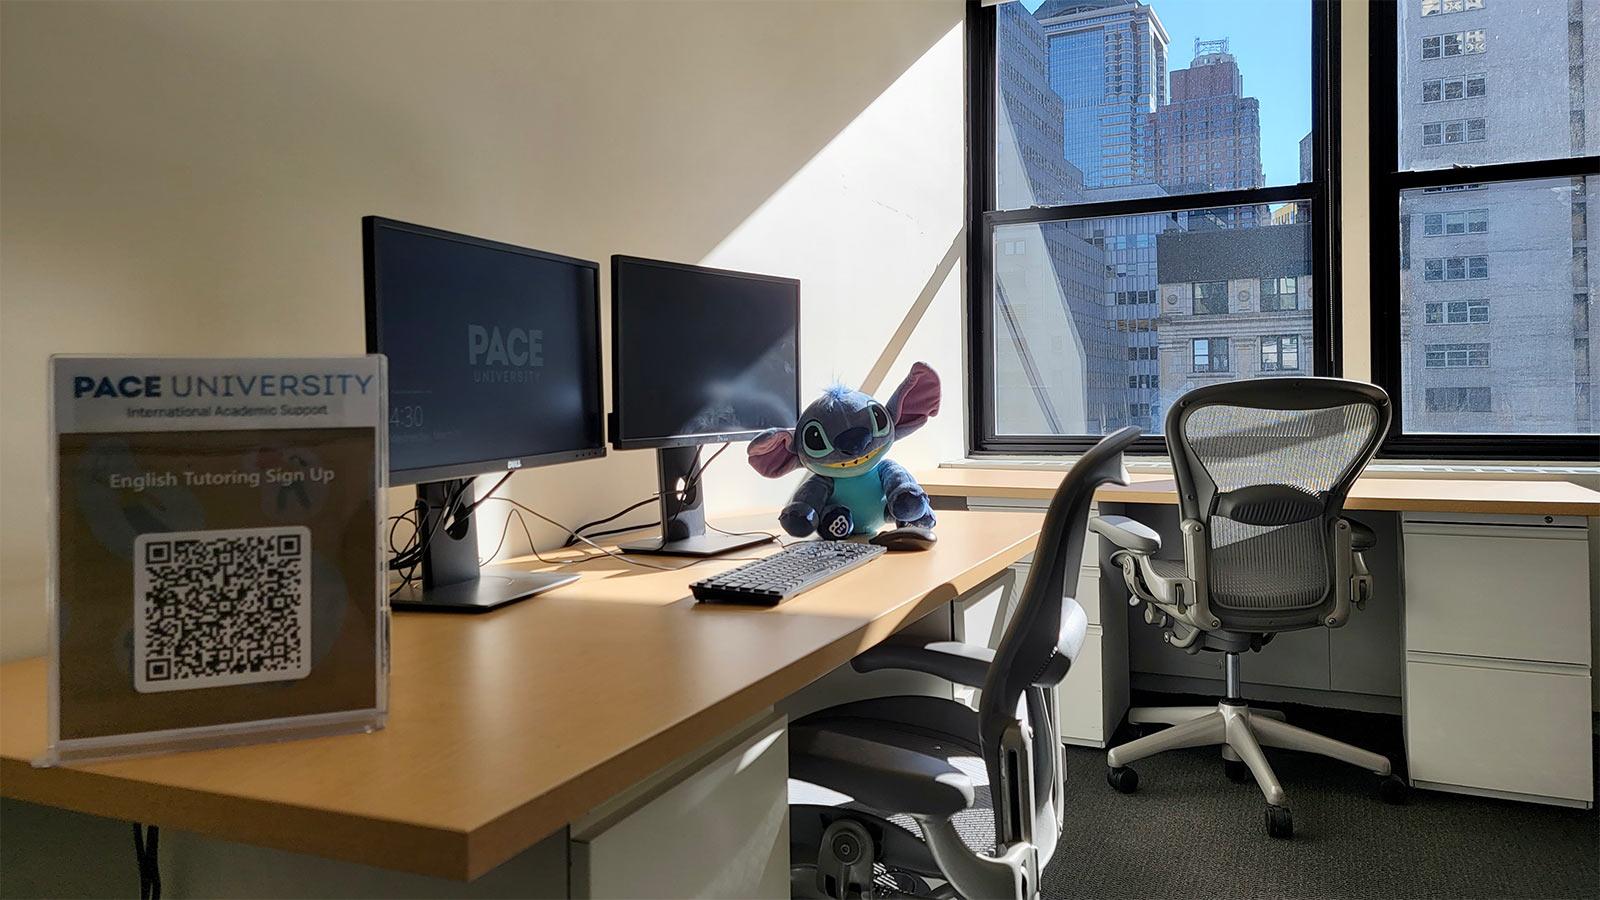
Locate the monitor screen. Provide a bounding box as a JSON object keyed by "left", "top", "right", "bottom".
{"left": 365, "top": 218, "right": 605, "bottom": 484}
{"left": 611, "top": 257, "right": 799, "bottom": 448}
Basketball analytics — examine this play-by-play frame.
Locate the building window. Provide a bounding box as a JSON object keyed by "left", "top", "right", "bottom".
{"left": 1423, "top": 74, "right": 1486, "bottom": 104}
{"left": 976, "top": 0, "right": 1333, "bottom": 450}
{"left": 1259, "top": 334, "right": 1300, "bottom": 371}
{"left": 1192, "top": 337, "right": 1231, "bottom": 373}
{"left": 1259, "top": 276, "right": 1298, "bottom": 311}
{"left": 1423, "top": 0, "right": 1486, "bottom": 15}
{"left": 1421, "top": 209, "right": 1488, "bottom": 235}
{"left": 1425, "top": 387, "right": 1492, "bottom": 412}
{"left": 1424, "top": 342, "right": 1490, "bottom": 368}
{"left": 1193, "top": 281, "right": 1229, "bottom": 315}
{"left": 1422, "top": 255, "right": 1488, "bottom": 281}
{"left": 1424, "top": 299, "right": 1490, "bottom": 324}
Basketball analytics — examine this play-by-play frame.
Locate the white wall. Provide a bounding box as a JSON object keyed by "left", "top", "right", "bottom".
{"left": 0, "top": 0, "right": 966, "bottom": 661}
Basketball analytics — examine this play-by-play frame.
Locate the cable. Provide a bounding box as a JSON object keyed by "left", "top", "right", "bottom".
{"left": 486, "top": 497, "right": 686, "bottom": 572}
{"left": 562, "top": 494, "right": 661, "bottom": 547}
{"left": 133, "top": 823, "right": 160, "bottom": 900}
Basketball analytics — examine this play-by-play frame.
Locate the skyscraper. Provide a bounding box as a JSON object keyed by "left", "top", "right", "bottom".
{"left": 1154, "top": 39, "right": 1266, "bottom": 227}
{"left": 1035, "top": 0, "right": 1169, "bottom": 190}
{"left": 994, "top": 2, "right": 1122, "bottom": 433}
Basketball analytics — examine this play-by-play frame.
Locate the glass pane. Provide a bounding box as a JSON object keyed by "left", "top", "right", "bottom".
{"left": 995, "top": 0, "right": 1312, "bottom": 210}
{"left": 1399, "top": 176, "right": 1598, "bottom": 434}
{"left": 1398, "top": 1, "right": 1596, "bottom": 169}
{"left": 991, "top": 201, "right": 1312, "bottom": 436}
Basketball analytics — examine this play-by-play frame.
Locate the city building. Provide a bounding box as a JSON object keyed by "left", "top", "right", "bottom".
{"left": 1034, "top": 0, "right": 1169, "bottom": 190}
{"left": 1398, "top": 0, "right": 1596, "bottom": 432}
{"left": 993, "top": 2, "right": 1122, "bottom": 434}
{"left": 1155, "top": 223, "right": 1315, "bottom": 409}
{"left": 1153, "top": 38, "right": 1265, "bottom": 213}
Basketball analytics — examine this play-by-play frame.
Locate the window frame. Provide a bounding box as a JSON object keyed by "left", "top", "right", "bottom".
{"left": 965, "top": 0, "right": 1342, "bottom": 455}
{"left": 1369, "top": 7, "right": 1598, "bottom": 459}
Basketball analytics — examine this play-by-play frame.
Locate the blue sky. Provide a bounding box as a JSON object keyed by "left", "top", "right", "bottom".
{"left": 1021, "top": 0, "right": 1313, "bottom": 187}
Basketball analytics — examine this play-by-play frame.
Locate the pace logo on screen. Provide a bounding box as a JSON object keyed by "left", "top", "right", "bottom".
{"left": 467, "top": 323, "right": 543, "bottom": 383}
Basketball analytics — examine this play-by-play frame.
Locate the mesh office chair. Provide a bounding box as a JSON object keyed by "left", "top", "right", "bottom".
{"left": 787, "top": 426, "right": 1142, "bottom": 899}
{"left": 1092, "top": 378, "right": 1407, "bottom": 839}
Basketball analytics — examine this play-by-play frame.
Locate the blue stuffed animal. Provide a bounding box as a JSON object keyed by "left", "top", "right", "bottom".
{"left": 747, "top": 362, "right": 941, "bottom": 539}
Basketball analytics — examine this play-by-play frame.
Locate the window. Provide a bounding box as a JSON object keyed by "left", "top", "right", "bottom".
{"left": 1426, "top": 30, "right": 1485, "bottom": 59}
{"left": 1426, "top": 387, "right": 1492, "bottom": 412}
{"left": 1422, "top": 255, "right": 1488, "bottom": 281}
{"left": 975, "top": 0, "right": 1335, "bottom": 450}
{"left": 1421, "top": 209, "right": 1488, "bottom": 235}
{"left": 1193, "top": 281, "right": 1229, "bottom": 315}
{"left": 1192, "top": 337, "right": 1231, "bottom": 373}
{"left": 1422, "top": 74, "right": 1486, "bottom": 104}
{"left": 1423, "top": 0, "right": 1485, "bottom": 15}
{"left": 1260, "top": 276, "right": 1299, "bottom": 312}
{"left": 1424, "top": 343, "right": 1489, "bottom": 368}
{"left": 1259, "top": 335, "right": 1301, "bottom": 371}
{"left": 1424, "top": 299, "right": 1490, "bottom": 324}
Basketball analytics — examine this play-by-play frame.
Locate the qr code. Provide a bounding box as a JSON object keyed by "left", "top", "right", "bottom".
{"left": 132, "top": 526, "right": 312, "bottom": 693}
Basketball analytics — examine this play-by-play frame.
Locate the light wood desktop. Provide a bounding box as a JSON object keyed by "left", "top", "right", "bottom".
{"left": 0, "top": 509, "right": 1041, "bottom": 881}
{"left": 917, "top": 467, "right": 1600, "bottom": 517}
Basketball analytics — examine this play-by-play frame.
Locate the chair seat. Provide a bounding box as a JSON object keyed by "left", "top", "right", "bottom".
{"left": 788, "top": 696, "right": 996, "bottom": 877}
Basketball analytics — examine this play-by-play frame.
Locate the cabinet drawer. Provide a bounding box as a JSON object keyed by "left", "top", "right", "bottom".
{"left": 1405, "top": 660, "right": 1592, "bottom": 805}
{"left": 1402, "top": 523, "right": 1590, "bottom": 666}
{"left": 1057, "top": 626, "right": 1104, "bottom": 746}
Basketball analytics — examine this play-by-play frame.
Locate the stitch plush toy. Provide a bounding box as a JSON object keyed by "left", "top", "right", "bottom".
{"left": 747, "top": 362, "right": 941, "bottom": 540}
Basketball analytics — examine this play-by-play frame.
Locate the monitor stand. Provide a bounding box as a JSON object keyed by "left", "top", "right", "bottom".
{"left": 391, "top": 478, "right": 577, "bottom": 613}
{"left": 620, "top": 446, "right": 771, "bottom": 557}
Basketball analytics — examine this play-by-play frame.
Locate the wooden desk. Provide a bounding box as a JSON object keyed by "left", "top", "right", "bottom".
{"left": 917, "top": 467, "right": 1600, "bottom": 517}
{"left": 918, "top": 464, "right": 1599, "bottom": 809}
{"left": 0, "top": 510, "right": 1040, "bottom": 881}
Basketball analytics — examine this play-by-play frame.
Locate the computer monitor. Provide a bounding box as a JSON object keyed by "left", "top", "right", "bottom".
{"left": 365, "top": 216, "right": 605, "bottom": 610}
{"left": 610, "top": 255, "right": 799, "bottom": 556}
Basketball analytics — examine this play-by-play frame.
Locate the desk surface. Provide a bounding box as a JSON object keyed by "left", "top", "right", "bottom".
{"left": 918, "top": 467, "right": 1600, "bottom": 517}
{"left": 0, "top": 510, "right": 1040, "bottom": 881}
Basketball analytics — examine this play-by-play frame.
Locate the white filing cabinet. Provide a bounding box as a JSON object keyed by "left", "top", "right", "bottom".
{"left": 1401, "top": 514, "right": 1594, "bottom": 808}
{"left": 957, "top": 497, "right": 1127, "bottom": 748}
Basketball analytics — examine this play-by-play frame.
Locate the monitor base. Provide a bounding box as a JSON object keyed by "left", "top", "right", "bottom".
{"left": 619, "top": 531, "right": 772, "bottom": 557}
{"left": 391, "top": 567, "right": 578, "bottom": 613}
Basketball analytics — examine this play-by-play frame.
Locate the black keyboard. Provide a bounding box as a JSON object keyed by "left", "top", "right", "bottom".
{"left": 690, "top": 541, "right": 886, "bottom": 605}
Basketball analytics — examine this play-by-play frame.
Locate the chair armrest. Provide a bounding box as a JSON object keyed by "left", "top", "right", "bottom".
{"left": 790, "top": 724, "right": 975, "bottom": 819}
{"left": 851, "top": 641, "right": 995, "bottom": 689}
{"left": 1090, "top": 515, "right": 1162, "bottom": 554}
{"left": 1345, "top": 519, "right": 1377, "bottom": 551}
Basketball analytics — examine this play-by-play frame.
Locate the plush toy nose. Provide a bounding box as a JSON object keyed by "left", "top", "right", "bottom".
{"left": 835, "top": 426, "right": 871, "bottom": 456}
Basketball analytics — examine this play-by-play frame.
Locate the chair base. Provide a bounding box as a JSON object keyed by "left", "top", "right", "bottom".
{"left": 1108, "top": 701, "right": 1395, "bottom": 814}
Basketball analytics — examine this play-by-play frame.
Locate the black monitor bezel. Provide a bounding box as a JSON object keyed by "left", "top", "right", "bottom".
{"left": 609, "top": 255, "right": 801, "bottom": 451}
{"left": 363, "top": 216, "right": 607, "bottom": 486}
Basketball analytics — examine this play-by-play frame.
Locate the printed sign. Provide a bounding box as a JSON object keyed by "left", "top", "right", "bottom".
{"left": 46, "top": 356, "right": 388, "bottom": 765}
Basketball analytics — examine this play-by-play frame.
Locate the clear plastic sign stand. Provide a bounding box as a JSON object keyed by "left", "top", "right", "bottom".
{"left": 42, "top": 356, "right": 389, "bottom": 765}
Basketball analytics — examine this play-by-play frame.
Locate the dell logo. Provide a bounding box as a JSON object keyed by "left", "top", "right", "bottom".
{"left": 468, "top": 324, "right": 544, "bottom": 368}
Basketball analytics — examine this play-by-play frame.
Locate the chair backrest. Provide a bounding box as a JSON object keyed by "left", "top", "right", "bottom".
{"left": 978, "top": 425, "right": 1140, "bottom": 865}
{"left": 1165, "top": 377, "right": 1390, "bottom": 631}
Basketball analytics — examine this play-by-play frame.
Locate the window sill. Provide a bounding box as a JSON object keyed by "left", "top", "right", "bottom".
{"left": 946, "top": 455, "right": 1600, "bottom": 484}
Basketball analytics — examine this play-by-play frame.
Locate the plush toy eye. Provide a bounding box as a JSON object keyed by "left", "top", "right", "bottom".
{"left": 801, "top": 422, "right": 832, "bottom": 458}
{"left": 869, "top": 403, "right": 891, "bottom": 436}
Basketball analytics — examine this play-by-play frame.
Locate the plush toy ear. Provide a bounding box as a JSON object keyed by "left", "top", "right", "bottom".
{"left": 747, "top": 427, "right": 801, "bottom": 478}
{"left": 887, "top": 362, "right": 940, "bottom": 438}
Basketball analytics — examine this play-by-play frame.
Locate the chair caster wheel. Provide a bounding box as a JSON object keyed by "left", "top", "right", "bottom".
{"left": 1378, "top": 773, "right": 1410, "bottom": 805}
{"left": 1107, "top": 765, "right": 1139, "bottom": 794}
{"left": 1265, "top": 805, "right": 1293, "bottom": 839}
{"left": 1224, "top": 759, "right": 1251, "bottom": 784}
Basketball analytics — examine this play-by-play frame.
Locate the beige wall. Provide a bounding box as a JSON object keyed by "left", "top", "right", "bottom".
{"left": 0, "top": 0, "right": 966, "bottom": 661}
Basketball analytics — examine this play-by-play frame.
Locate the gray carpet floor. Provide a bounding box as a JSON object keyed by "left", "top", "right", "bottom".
{"left": 1040, "top": 706, "right": 1599, "bottom": 899}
